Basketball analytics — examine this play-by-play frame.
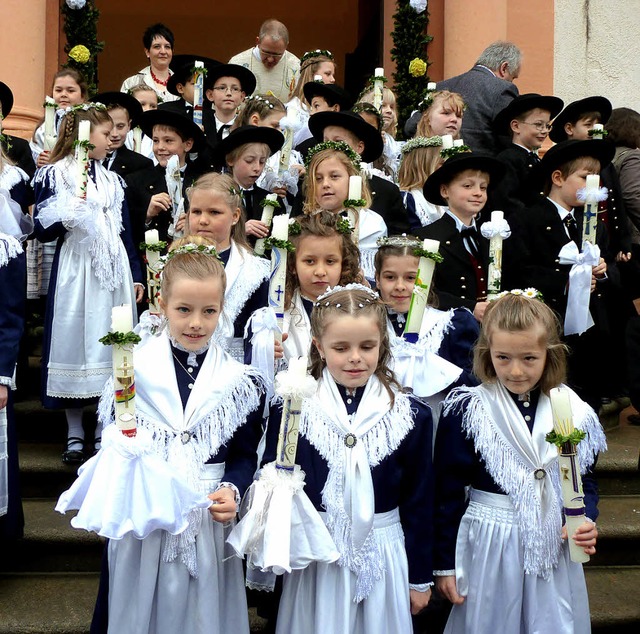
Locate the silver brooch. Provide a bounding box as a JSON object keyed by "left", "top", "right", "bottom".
{"left": 344, "top": 433, "right": 357, "bottom": 448}
{"left": 181, "top": 431, "right": 192, "bottom": 445}
{"left": 534, "top": 468, "right": 546, "bottom": 480}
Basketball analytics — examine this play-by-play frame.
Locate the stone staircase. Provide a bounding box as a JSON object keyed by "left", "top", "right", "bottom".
{"left": 1, "top": 387, "right": 639, "bottom": 632}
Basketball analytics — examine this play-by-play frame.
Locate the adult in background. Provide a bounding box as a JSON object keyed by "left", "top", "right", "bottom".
{"left": 120, "top": 23, "right": 178, "bottom": 104}
{"left": 406, "top": 41, "right": 521, "bottom": 155}
{"left": 229, "top": 19, "right": 300, "bottom": 104}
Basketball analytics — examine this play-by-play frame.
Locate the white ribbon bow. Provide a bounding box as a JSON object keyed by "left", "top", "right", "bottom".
{"left": 576, "top": 186, "right": 609, "bottom": 203}
{"left": 558, "top": 241, "right": 600, "bottom": 335}
{"left": 410, "top": 0, "right": 427, "bottom": 12}
{"left": 480, "top": 218, "right": 511, "bottom": 240}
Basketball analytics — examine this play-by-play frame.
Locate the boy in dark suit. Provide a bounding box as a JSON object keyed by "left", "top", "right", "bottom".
{"left": 0, "top": 81, "right": 36, "bottom": 177}
{"left": 417, "top": 152, "right": 508, "bottom": 321}
{"left": 492, "top": 93, "right": 563, "bottom": 216}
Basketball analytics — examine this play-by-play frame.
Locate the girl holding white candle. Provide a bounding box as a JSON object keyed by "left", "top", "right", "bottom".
{"left": 183, "top": 172, "right": 270, "bottom": 362}
{"left": 33, "top": 104, "right": 144, "bottom": 463}
{"left": 302, "top": 141, "right": 386, "bottom": 280}
{"left": 94, "top": 236, "right": 265, "bottom": 634}
{"left": 262, "top": 285, "right": 434, "bottom": 633}
{"left": 434, "top": 293, "right": 606, "bottom": 634}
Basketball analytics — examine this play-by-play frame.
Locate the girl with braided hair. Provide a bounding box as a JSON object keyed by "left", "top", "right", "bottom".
{"left": 33, "top": 104, "right": 144, "bottom": 463}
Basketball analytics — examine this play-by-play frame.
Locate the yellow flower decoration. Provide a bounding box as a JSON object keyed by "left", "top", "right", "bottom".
{"left": 408, "top": 58, "right": 427, "bottom": 78}
{"left": 69, "top": 45, "right": 90, "bottom": 64}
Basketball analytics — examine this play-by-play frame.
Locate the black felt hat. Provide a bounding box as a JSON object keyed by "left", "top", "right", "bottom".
{"left": 531, "top": 139, "right": 615, "bottom": 187}
{"left": 302, "top": 82, "right": 353, "bottom": 111}
{"left": 308, "top": 110, "right": 383, "bottom": 163}
{"left": 423, "top": 152, "right": 505, "bottom": 206}
{"left": 203, "top": 64, "right": 257, "bottom": 96}
{"left": 549, "top": 96, "right": 613, "bottom": 143}
{"left": 211, "top": 125, "right": 285, "bottom": 168}
{"left": 138, "top": 109, "right": 205, "bottom": 151}
{"left": 92, "top": 91, "right": 143, "bottom": 125}
{"left": 0, "top": 81, "right": 14, "bottom": 118}
{"left": 166, "top": 55, "right": 222, "bottom": 97}
{"left": 493, "top": 93, "right": 564, "bottom": 135}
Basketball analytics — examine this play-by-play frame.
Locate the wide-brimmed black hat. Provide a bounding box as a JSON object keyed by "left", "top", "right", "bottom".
{"left": 167, "top": 55, "right": 222, "bottom": 97}
{"left": 493, "top": 93, "right": 564, "bottom": 135}
{"left": 0, "top": 81, "right": 14, "bottom": 118}
{"left": 211, "top": 125, "right": 285, "bottom": 168}
{"left": 531, "top": 139, "right": 615, "bottom": 187}
{"left": 203, "top": 64, "right": 257, "bottom": 96}
{"left": 302, "top": 82, "right": 353, "bottom": 111}
{"left": 92, "top": 91, "right": 143, "bottom": 125}
{"left": 308, "top": 110, "right": 383, "bottom": 163}
{"left": 138, "top": 109, "right": 205, "bottom": 151}
{"left": 423, "top": 152, "right": 505, "bottom": 206}
{"left": 549, "top": 96, "right": 613, "bottom": 143}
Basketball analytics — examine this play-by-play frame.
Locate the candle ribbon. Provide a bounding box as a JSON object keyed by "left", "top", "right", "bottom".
{"left": 558, "top": 241, "right": 600, "bottom": 335}
{"left": 576, "top": 186, "right": 609, "bottom": 203}
{"left": 480, "top": 217, "right": 511, "bottom": 239}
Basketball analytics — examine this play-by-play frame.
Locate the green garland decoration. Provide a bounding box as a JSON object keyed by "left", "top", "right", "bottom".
{"left": 545, "top": 429, "right": 587, "bottom": 448}
{"left": 343, "top": 198, "right": 366, "bottom": 209}
{"left": 72, "top": 139, "right": 95, "bottom": 151}
{"left": 305, "top": 140, "right": 362, "bottom": 171}
{"left": 336, "top": 217, "right": 354, "bottom": 235}
{"left": 440, "top": 145, "right": 472, "bottom": 160}
{"left": 139, "top": 241, "right": 168, "bottom": 253}
{"left": 0, "top": 132, "right": 12, "bottom": 152}
{"left": 391, "top": 1, "right": 433, "bottom": 139}
{"left": 99, "top": 331, "right": 142, "bottom": 347}
{"left": 260, "top": 197, "right": 282, "bottom": 209}
{"left": 413, "top": 246, "right": 444, "bottom": 263}
{"left": 588, "top": 128, "right": 608, "bottom": 138}
{"left": 61, "top": 0, "right": 105, "bottom": 96}
{"left": 263, "top": 237, "right": 296, "bottom": 253}
{"left": 288, "top": 220, "right": 302, "bottom": 236}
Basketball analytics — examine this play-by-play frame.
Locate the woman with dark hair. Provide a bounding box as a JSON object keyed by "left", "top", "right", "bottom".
{"left": 607, "top": 107, "right": 640, "bottom": 249}
{"left": 120, "top": 23, "right": 178, "bottom": 103}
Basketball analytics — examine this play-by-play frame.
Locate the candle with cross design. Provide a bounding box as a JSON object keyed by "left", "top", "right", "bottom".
{"left": 268, "top": 215, "right": 290, "bottom": 346}
{"left": 581, "top": 174, "right": 600, "bottom": 246}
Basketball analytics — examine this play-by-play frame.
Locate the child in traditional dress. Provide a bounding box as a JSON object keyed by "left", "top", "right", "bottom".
{"left": 287, "top": 49, "right": 335, "bottom": 114}
{"left": 398, "top": 136, "right": 446, "bottom": 230}
{"left": 212, "top": 125, "right": 285, "bottom": 241}
{"left": 374, "top": 235, "right": 479, "bottom": 414}
{"left": 33, "top": 104, "right": 144, "bottom": 463}
{"left": 303, "top": 141, "right": 386, "bottom": 280}
{"left": 263, "top": 284, "right": 434, "bottom": 633}
{"left": 100, "top": 236, "right": 264, "bottom": 634}
{"left": 416, "top": 91, "right": 465, "bottom": 139}
{"left": 125, "top": 84, "right": 158, "bottom": 160}
{"left": 181, "top": 172, "right": 270, "bottom": 361}
{"left": 434, "top": 292, "right": 606, "bottom": 634}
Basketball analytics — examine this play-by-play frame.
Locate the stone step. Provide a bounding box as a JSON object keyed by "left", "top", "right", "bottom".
{"left": 18, "top": 443, "right": 81, "bottom": 499}
{"left": 0, "top": 499, "right": 104, "bottom": 573}
{"left": 596, "top": 425, "right": 640, "bottom": 495}
{"left": 586, "top": 566, "right": 640, "bottom": 632}
{"left": 0, "top": 573, "right": 268, "bottom": 634}
{"left": 589, "top": 496, "right": 640, "bottom": 566}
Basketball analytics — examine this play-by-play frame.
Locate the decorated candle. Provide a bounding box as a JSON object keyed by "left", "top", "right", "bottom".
{"left": 373, "top": 67, "right": 385, "bottom": 111}
{"left": 255, "top": 194, "right": 279, "bottom": 256}
{"left": 110, "top": 305, "right": 137, "bottom": 436}
{"left": 278, "top": 104, "right": 296, "bottom": 178}
{"left": 453, "top": 139, "right": 464, "bottom": 147}
{"left": 581, "top": 174, "right": 600, "bottom": 246}
{"left": 441, "top": 134, "right": 453, "bottom": 150}
{"left": 549, "top": 387, "right": 590, "bottom": 564}
{"left": 591, "top": 123, "right": 604, "bottom": 139}
{"left": 132, "top": 126, "right": 143, "bottom": 154}
{"left": 269, "top": 215, "right": 290, "bottom": 344}
{"left": 314, "top": 74, "right": 323, "bottom": 82}
{"left": 144, "top": 229, "right": 163, "bottom": 311}
{"left": 348, "top": 175, "right": 362, "bottom": 201}
{"left": 275, "top": 355, "right": 308, "bottom": 470}
{"left": 427, "top": 82, "right": 436, "bottom": 91}
{"left": 193, "top": 61, "right": 204, "bottom": 128}
{"left": 165, "top": 155, "right": 184, "bottom": 238}
{"left": 75, "top": 120, "right": 91, "bottom": 200}
{"left": 404, "top": 238, "right": 440, "bottom": 339}
{"left": 486, "top": 210, "right": 506, "bottom": 299}
{"left": 44, "top": 96, "right": 58, "bottom": 151}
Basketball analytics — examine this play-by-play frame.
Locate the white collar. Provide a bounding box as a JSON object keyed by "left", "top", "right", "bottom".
{"left": 214, "top": 114, "right": 235, "bottom": 130}
{"left": 445, "top": 208, "right": 477, "bottom": 231}
{"left": 547, "top": 196, "right": 573, "bottom": 220}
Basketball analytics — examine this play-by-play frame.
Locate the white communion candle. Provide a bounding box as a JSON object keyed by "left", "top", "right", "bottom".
{"left": 453, "top": 139, "right": 464, "bottom": 147}
{"left": 427, "top": 82, "right": 436, "bottom": 91}
{"left": 193, "top": 61, "right": 204, "bottom": 127}
{"left": 582, "top": 175, "right": 600, "bottom": 245}
{"left": 44, "top": 97, "right": 57, "bottom": 151}
{"left": 373, "top": 68, "right": 384, "bottom": 111}
{"left": 75, "top": 120, "right": 92, "bottom": 199}
{"left": 314, "top": 74, "right": 323, "bottom": 82}
{"left": 254, "top": 194, "right": 279, "bottom": 256}
{"left": 271, "top": 214, "right": 289, "bottom": 240}
{"left": 487, "top": 210, "right": 506, "bottom": 298}
{"left": 111, "top": 304, "right": 133, "bottom": 333}
{"left": 404, "top": 239, "right": 440, "bottom": 338}
{"left": 591, "top": 123, "right": 604, "bottom": 139}
{"left": 348, "top": 175, "right": 362, "bottom": 201}
{"left": 441, "top": 134, "right": 453, "bottom": 149}
{"left": 132, "top": 126, "right": 143, "bottom": 153}
{"left": 374, "top": 67, "right": 385, "bottom": 77}
{"left": 145, "top": 229, "right": 159, "bottom": 244}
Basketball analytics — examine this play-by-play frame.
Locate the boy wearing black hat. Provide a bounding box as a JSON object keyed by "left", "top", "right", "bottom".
{"left": 306, "top": 110, "right": 410, "bottom": 235}
{"left": 417, "top": 152, "right": 511, "bottom": 321}
{"left": 515, "top": 139, "right": 617, "bottom": 407}
{"left": 492, "top": 93, "right": 564, "bottom": 215}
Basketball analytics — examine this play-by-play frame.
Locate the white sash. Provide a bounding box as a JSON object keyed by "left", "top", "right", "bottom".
{"left": 444, "top": 382, "right": 606, "bottom": 578}
{"left": 301, "top": 371, "right": 414, "bottom": 601}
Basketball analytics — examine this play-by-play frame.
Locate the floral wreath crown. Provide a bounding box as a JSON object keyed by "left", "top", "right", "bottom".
{"left": 63, "top": 102, "right": 107, "bottom": 116}
{"left": 288, "top": 215, "right": 353, "bottom": 238}
{"left": 401, "top": 135, "right": 443, "bottom": 154}
{"left": 305, "top": 140, "right": 362, "bottom": 171}
{"left": 244, "top": 94, "right": 277, "bottom": 110}
{"left": 315, "top": 283, "right": 379, "bottom": 308}
{"left": 377, "top": 235, "right": 421, "bottom": 249}
{"left": 300, "top": 48, "right": 334, "bottom": 67}
{"left": 489, "top": 288, "right": 544, "bottom": 302}
{"left": 157, "top": 243, "right": 221, "bottom": 272}
{"left": 352, "top": 101, "right": 384, "bottom": 130}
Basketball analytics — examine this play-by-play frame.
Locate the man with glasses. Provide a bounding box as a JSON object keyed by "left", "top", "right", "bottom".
{"left": 491, "top": 93, "right": 564, "bottom": 216}
{"left": 229, "top": 19, "right": 300, "bottom": 103}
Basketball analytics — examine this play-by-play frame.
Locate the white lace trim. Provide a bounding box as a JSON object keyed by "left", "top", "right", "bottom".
{"left": 0, "top": 233, "right": 23, "bottom": 267}
{"left": 0, "top": 165, "right": 28, "bottom": 191}
{"left": 224, "top": 246, "right": 269, "bottom": 325}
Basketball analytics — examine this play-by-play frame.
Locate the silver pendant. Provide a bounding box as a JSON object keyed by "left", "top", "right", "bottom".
{"left": 181, "top": 431, "right": 191, "bottom": 444}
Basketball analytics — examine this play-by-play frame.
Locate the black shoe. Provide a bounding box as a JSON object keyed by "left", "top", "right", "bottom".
{"left": 62, "top": 437, "right": 85, "bottom": 465}
{"left": 92, "top": 437, "right": 102, "bottom": 457}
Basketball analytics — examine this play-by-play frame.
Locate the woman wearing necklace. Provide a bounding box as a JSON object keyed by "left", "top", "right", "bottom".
{"left": 120, "top": 23, "right": 179, "bottom": 104}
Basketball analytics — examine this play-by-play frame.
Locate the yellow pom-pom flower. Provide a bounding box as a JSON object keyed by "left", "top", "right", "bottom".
{"left": 409, "top": 58, "right": 427, "bottom": 78}
{"left": 69, "top": 45, "right": 90, "bottom": 64}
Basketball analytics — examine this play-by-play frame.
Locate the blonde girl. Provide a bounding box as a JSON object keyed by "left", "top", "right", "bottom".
{"left": 434, "top": 293, "right": 606, "bottom": 634}
{"left": 416, "top": 90, "right": 465, "bottom": 139}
